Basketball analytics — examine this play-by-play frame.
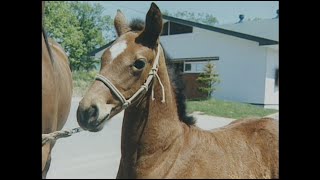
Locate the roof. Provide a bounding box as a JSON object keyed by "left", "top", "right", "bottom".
{"left": 217, "top": 18, "right": 278, "bottom": 41}
{"left": 171, "top": 57, "right": 219, "bottom": 62}
{"left": 89, "top": 15, "right": 278, "bottom": 57}
{"left": 162, "top": 15, "right": 278, "bottom": 45}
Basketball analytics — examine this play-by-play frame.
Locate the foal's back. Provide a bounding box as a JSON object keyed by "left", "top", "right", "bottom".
{"left": 177, "top": 118, "right": 278, "bottom": 178}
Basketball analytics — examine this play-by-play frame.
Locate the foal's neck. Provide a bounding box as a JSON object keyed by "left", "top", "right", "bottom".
{"left": 122, "top": 50, "right": 184, "bottom": 157}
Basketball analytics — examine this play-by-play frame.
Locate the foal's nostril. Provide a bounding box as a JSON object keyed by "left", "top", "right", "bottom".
{"left": 77, "top": 104, "right": 100, "bottom": 129}
{"left": 86, "top": 105, "right": 99, "bottom": 124}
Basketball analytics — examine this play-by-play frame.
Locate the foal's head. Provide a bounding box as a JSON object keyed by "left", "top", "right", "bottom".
{"left": 77, "top": 3, "right": 163, "bottom": 132}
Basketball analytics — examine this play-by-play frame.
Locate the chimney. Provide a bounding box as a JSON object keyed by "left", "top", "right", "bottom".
{"left": 237, "top": 14, "right": 244, "bottom": 23}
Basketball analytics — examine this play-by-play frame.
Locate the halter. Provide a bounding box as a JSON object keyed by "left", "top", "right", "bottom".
{"left": 95, "top": 45, "right": 165, "bottom": 110}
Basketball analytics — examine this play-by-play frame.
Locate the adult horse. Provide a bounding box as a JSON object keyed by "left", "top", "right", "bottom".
{"left": 42, "top": 2, "right": 73, "bottom": 178}
{"left": 77, "top": 3, "right": 278, "bottom": 178}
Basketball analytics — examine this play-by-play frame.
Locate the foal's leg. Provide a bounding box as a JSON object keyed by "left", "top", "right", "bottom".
{"left": 116, "top": 158, "right": 126, "bottom": 179}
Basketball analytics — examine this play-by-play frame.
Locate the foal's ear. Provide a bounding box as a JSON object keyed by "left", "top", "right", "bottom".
{"left": 136, "top": 3, "right": 163, "bottom": 48}
{"left": 114, "top": 10, "right": 130, "bottom": 36}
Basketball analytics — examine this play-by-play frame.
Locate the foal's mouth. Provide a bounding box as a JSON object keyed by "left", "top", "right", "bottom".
{"left": 89, "top": 105, "right": 121, "bottom": 132}
{"left": 90, "top": 113, "right": 110, "bottom": 132}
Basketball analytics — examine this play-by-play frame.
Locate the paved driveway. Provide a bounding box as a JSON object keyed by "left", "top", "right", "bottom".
{"left": 46, "top": 97, "right": 276, "bottom": 179}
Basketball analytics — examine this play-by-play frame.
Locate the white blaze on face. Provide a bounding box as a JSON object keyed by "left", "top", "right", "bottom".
{"left": 109, "top": 41, "right": 127, "bottom": 62}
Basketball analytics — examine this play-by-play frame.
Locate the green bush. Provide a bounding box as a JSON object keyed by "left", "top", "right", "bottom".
{"left": 196, "top": 62, "right": 220, "bottom": 99}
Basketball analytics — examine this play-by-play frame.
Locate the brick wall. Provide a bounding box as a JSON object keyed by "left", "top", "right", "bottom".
{"left": 181, "top": 73, "right": 207, "bottom": 99}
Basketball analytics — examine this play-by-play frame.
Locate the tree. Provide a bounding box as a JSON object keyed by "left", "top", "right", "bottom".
{"left": 163, "top": 10, "right": 218, "bottom": 26}
{"left": 196, "top": 62, "right": 220, "bottom": 99}
{"left": 247, "top": 17, "right": 262, "bottom": 21}
{"left": 44, "top": 1, "right": 114, "bottom": 71}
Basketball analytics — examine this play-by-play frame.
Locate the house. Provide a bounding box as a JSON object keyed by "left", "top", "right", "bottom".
{"left": 89, "top": 12, "right": 279, "bottom": 109}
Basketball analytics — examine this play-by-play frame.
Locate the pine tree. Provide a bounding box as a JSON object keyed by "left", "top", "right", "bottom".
{"left": 196, "top": 62, "right": 220, "bottom": 99}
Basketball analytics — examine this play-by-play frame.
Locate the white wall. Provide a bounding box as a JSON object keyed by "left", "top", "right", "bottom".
{"left": 92, "top": 27, "right": 273, "bottom": 105}
{"left": 264, "top": 48, "right": 279, "bottom": 105}
{"left": 160, "top": 27, "right": 268, "bottom": 104}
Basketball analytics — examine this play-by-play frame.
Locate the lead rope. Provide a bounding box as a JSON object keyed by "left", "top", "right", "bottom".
{"left": 42, "top": 127, "right": 83, "bottom": 146}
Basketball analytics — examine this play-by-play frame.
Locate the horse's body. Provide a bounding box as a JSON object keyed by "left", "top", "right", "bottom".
{"left": 42, "top": 30, "right": 73, "bottom": 178}
{"left": 77, "top": 3, "right": 278, "bottom": 178}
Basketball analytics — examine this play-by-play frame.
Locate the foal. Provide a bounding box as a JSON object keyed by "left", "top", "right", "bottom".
{"left": 77, "top": 3, "right": 278, "bottom": 178}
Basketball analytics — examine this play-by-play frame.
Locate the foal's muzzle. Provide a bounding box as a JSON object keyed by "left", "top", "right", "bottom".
{"left": 77, "top": 101, "right": 114, "bottom": 132}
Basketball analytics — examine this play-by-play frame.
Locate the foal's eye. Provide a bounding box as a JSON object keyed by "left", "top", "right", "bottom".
{"left": 133, "top": 59, "right": 146, "bottom": 70}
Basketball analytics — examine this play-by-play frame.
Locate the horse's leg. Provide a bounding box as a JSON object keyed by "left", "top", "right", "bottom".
{"left": 42, "top": 143, "right": 51, "bottom": 178}
{"left": 42, "top": 153, "right": 51, "bottom": 179}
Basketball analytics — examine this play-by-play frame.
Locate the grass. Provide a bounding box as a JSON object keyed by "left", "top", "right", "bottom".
{"left": 187, "top": 99, "right": 278, "bottom": 119}
{"left": 72, "top": 70, "right": 98, "bottom": 97}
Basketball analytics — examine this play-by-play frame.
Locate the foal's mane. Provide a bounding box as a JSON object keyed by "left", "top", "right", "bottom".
{"left": 129, "top": 19, "right": 196, "bottom": 126}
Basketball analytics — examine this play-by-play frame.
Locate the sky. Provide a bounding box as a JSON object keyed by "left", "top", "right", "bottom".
{"left": 92, "top": 1, "right": 279, "bottom": 25}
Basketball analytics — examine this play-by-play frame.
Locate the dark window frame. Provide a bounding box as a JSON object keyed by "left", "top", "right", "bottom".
{"left": 161, "top": 21, "right": 193, "bottom": 36}
{"left": 184, "top": 63, "right": 192, "bottom": 72}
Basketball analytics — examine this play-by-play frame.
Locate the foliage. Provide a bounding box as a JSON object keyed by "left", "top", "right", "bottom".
{"left": 163, "top": 10, "right": 218, "bottom": 26}
{"left": 196, "top": 62, "right": 220, "bottom": 99}
{"left": 247, "top": 17, "right": 262, "bottom": 21}
{"left": 44, "top": 1, "right": 114, "bottom": 71}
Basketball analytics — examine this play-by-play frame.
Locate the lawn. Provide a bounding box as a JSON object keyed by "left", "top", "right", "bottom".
{"left": 187, "top": 99, "right": 278, "bottom": 119}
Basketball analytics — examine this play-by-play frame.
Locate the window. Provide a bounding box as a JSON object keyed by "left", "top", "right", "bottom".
{"left": 170, "top": 22, "right": 193, "bottom": 35}
{"left": 161, "top": 22, "right": 169, "bottom": 36}
{"left": 185, "top": 64, "right": 191, "bottom": 71}
{"left": 161, "top": 21, "right": 193, "bottom": 36}
{"left": 195, "top": 63, "right": 205, "bottom": 72}
{"left": 184, "top": 61, "right": 209, "bottom": 73}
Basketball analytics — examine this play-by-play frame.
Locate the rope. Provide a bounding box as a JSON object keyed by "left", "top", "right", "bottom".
{"left": 154, "top": 73, "right": 165, "bottom": 103}
{"left": 150, "top": 46, "right": 165, "bottom": 103}
{"left": 42, "top": 127, "right": 83, "bottom": 146}
{"left": 95, "top": 74, "right": 128, "bottom": 105}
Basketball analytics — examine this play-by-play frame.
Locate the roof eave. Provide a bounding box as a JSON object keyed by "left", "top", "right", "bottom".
{"left": 162, "top": 15, "right": 278, "bottom": 45}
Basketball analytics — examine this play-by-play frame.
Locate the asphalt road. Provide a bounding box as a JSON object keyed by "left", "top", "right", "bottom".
{"left": 46, "top": 97, "right": 276, "bottom": 179}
